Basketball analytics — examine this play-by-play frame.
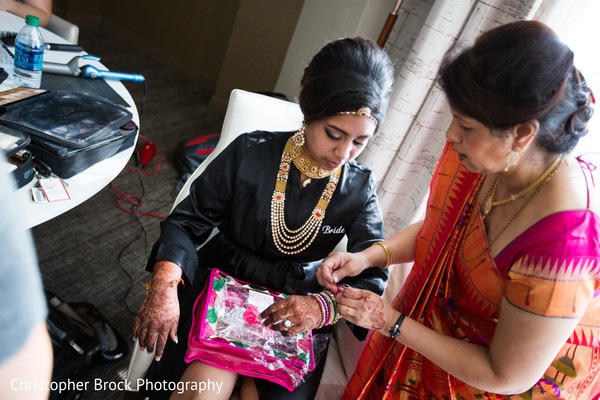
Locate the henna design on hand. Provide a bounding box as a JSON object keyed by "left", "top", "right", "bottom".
{"left": 133, "top": 285, "right": 180, "bottom": 356}
{"left": 341, "top": 287, "right": 364, "bottom": 300}
{"left": 341, "top": 287, "right": 385, "bottom": 330}
{"left": 287, "top": 296, "right": 320, "bottom": 335}
{"left": 363, "top": 291, "right": 385, "bottom": 330}
{"left": 261, "top": 295, "right": 321, "bottom": 335}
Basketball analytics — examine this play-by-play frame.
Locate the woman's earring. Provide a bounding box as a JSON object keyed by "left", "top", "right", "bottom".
{"left": 504, "top": 147, "right": 521, "bottom": 172}
{"left": 291, "top": 122, "right": 306, "bottom": 147}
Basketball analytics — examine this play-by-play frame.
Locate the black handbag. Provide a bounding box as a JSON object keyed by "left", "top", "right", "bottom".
{"left": 0, "top": 89, "right": 136, "bottom": 178}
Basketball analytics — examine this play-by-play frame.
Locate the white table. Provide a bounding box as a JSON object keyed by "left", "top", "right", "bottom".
{"left": 0, "top": 11, "right": 140, "bottom": 229}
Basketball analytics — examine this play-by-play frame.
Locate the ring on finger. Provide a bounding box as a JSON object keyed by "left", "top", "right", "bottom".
{"left": 284, "top": 320, "right": 292, "bottom": 328}
{"left": 345, "top": 307, "right": 353, "bottom": 317}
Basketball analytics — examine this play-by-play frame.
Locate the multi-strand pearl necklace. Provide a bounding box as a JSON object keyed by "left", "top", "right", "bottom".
{"left": 271, "top": 135, "right": 341, "bottom": 255}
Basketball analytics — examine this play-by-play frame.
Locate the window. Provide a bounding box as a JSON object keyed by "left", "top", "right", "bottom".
{"left": 539, "top": 0, "right": 599, "bottom": 156}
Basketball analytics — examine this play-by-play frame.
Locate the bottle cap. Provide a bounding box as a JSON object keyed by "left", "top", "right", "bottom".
{"left": 25, "top": 15, "right": 40, "bottom": 27}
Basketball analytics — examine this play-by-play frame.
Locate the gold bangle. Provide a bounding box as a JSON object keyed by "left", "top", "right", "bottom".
{"left": 373, "top": 241, "right": 392, "bottom": 270}
{"left": 146, "top": 278, "right": 184, "bottom": 291}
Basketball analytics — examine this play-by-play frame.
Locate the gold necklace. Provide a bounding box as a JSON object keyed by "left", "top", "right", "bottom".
{"left": 290, "top": 141, "right": 335, "bottom": 179}
{"left": 462, "top": 156, "right": 563, "bottom": 263}
{"left": 483, "top": 155, "right": 563, "bottom": 216}
{"left": 271, "top": 136, "right": 341, "bottom": 255}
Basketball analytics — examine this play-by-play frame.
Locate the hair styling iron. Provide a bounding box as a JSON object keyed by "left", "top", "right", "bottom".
{"left": 42, "top": 55, "right": 145, "bottom": 82}
{"left": 0, "top": 31, "right": 83, "bottom": 52}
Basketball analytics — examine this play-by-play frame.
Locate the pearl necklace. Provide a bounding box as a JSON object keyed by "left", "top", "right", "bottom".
{"left": 271, "top": 136, "right": 341, "bottom": 255}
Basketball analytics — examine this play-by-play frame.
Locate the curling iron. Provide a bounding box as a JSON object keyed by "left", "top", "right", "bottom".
{"left": 42, "top": 55, "right": 145, "bottom": 82}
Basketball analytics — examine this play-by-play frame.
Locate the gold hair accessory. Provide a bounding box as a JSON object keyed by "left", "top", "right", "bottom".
{"left": 271, "top": 134, "right": 342, "bottom": 255}
{"left": 373, "top": 241, "right": 392, "bottom": 270}
{"left": 338, "top": 106, "right": 378, "bottom": 126}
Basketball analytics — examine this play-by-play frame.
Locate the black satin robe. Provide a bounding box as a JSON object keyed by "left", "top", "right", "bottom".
{"left": 143, "top": 131, "right": 388, "bottom": 400}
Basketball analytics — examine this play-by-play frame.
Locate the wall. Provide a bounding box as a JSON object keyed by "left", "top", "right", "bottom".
{"left": 54, "top": 0, "right": 240, "bottom": 92}
{"left": 209, "top": 0, "right": 305, "bottom": 114}
{"left": 275, "top": 0, "right": 395, "bottom": 102}
{"left": 54, "top": 0, "right": 303, "bottom": 112}
{"left": 54, "top": 0, "right": 392, "bottom": 115}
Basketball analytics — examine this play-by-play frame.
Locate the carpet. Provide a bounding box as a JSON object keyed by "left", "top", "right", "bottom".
{"left": 31, "top": 26, "right": 223, "bottom": 400}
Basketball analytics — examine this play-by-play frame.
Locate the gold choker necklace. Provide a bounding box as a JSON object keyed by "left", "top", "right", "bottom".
{"left": 271, "top": 136, "right": 341, "bottom": 255}
{"left": 290, "top": 141, "right": 335, "bottom": 180}
{"left": 482, "top": 155, "right": 563, "bottom": 216}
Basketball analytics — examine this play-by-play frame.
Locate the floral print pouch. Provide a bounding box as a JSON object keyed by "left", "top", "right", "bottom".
{"left": 185, "top": 268, "right": 315, "bottom": 391}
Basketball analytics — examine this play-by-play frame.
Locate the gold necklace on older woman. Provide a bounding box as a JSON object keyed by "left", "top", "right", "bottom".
{"left": 271, "top": 134, "right": 341, "bottom": 255}
{"left": 463, "top": 155, "right": 564, "bottom": 262}
{"left": 482, "top": 155, "right": 564, "bottom": 216}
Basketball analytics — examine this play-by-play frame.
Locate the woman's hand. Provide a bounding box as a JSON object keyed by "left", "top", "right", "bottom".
{"left": 260, "top": 295, "right": 322, "bottom": 336}
{"left": 335, "top": 287, "right": 398, "bottom": 333}
{"left": 316, "top": 251, "right": 370, "bottom": 292}
{"left": 132, "top": 261, "right": 182, "bottom": 361}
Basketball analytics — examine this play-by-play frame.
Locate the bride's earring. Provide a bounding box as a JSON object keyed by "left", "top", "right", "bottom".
{"left": 291, "top": 122, "right": 306, "bottom": 147}
{"left": 504, "top": 147, "right": 521, "bottom": 172}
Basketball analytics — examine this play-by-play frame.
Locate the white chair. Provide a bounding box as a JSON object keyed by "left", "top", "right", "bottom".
{"left": 124, "top": 89, "right": 362, "bottom": 397}
{"left": 125, "top": 89, "right": 303, "bottom": 390}
{"left": 172, "top": 89, "right": 304, "bottom": 208}
{"left": 46, "top": 14, "right": 79, "bottom": 44}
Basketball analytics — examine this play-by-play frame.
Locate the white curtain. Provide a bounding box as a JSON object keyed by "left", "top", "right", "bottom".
{"left": 359, "top": 0, "right": 545, "bottom": 237}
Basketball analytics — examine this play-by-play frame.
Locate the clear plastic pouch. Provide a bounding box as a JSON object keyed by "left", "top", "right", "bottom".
{"left": 0, "top": 89, "right": 132, "bottom": 148}
{"left": 185, "top": 268, "right": 316, "bottom": 391}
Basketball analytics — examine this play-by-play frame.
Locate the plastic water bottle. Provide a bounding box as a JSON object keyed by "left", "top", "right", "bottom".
{"left": 13, "top": 15, "right": 45, "bottom": 88}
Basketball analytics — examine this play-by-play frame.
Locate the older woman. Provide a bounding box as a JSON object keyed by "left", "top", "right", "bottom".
{"left": 133, "top": 37, "right": 394, "bottom": 400}
{"left": 318, "top": 21, "right": 598, "bottom": 399}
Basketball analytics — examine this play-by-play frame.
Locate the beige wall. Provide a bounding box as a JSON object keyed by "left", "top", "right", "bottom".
{"left": 55, "top": 0, "right": 240, "bottom": 91}
{"left": 54, "top": 0, "right": 303, "bottom": 112}
{"left": 210, "top": 0, "right": 305, "bottom": 113}
{"left": 275, "top": 0, "right": 395, "bottom": 102}
{"left": 54, "top": 0, "right": 391, "bottom": 115}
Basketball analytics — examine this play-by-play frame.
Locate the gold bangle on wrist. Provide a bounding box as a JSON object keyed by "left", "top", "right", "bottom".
{"left": 146, "top": 278, "right": 184, "bottom": 291}
{"left": 373, "top": 241, "right": 392, "bottom": 270}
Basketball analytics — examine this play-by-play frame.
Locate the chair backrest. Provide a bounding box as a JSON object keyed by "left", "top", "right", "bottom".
{"left": 172, "top": 89, "right": 304, "bottom": 209}
{"left": 46, "top": 14, "right": 79, "bottom": 44}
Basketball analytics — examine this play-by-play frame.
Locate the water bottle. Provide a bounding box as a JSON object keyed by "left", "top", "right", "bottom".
{"left": 13, "top": 15, "right": 45, "bottom": 88}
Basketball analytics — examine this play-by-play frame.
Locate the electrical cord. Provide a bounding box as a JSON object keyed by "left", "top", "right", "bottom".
{"left": 114, "top": 151, "right": 152, "bottom": 315}
{"left": 111, "top": 80, "right": 169, "bottom": 315}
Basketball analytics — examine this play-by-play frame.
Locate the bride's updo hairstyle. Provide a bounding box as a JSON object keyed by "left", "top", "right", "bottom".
{"left": 438, "top": 20, "right": 594, "bottom": 154}
{"left": 298, "top": 37, "right": 394, "bottom": 131}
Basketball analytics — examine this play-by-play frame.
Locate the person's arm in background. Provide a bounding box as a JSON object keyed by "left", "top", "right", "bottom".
{"left": 0, "top": 322, "right": 52, "bottom": 400}
{"left": 0, "top": 0, "right": 52, "bottom": 26}
{"left": 0, "top": 158, "right": 52, "bottom": 399}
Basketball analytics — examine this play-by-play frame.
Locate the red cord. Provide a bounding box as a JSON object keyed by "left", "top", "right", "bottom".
{"left": 110, "top": 134, "right": 166, "bottom": 220}
{"left": 109, "top": 182, "right": 166, "bottom": 220}
{"left": 124, "top": 134, "right": 162, "bottom": 175}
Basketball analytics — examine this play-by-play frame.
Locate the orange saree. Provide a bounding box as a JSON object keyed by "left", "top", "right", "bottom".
{"left": 343, "top": 143, "right": 600, "bottom": 399}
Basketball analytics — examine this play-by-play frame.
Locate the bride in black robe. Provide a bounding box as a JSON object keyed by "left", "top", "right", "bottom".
{"left": 132, "top": 37, "right": 395, "bottom": 400}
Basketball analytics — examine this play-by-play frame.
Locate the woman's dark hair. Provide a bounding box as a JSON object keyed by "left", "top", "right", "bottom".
{"left": 438, "top": 20, "right": 594, "bottom": 154}
{"left": 299, "top": 37, "right": 394, "bottom": 130}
